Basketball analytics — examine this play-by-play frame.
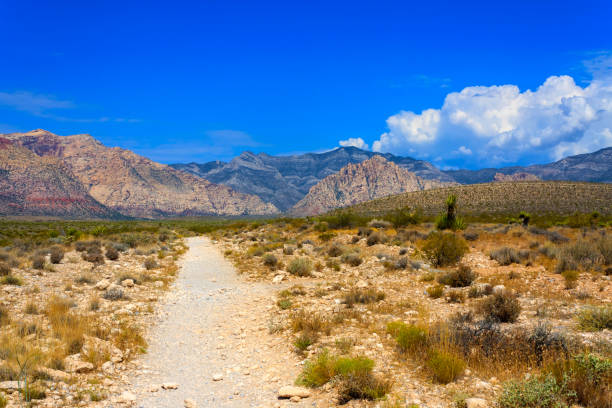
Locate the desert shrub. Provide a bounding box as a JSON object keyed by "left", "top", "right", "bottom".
{"left": 144, "top": 257, "right": 158, "bottom": 270}
{"left": 341, "top": 253, "right": 362, "bottom": 267}
{"left": 576, "top": 306, "right": 612, "bottom": 331}
{"left": 49, "top": 246, "right": 64, "bottom": 264}
{"left": 2, "top": 275, "right": 22, "bottom": 286}
{"left": 0, "top": 306, "right": 9, "bottom": 326}
{"left": 314, "top": 222, "right": 328, "bottom": 232}
{"left": 598, "top": 237, "right": 612, "bottom": 265}
{"left": 383, "top": 207, "right": 420, "bottom": 227}
{"left": 277, "top": 298, "right": 292, "bottom": 310}
{"left": 477, "top": 291, "right": 521, "bottom": 323}
{"left": 427, "top": 349, "right": 465, "bottom": 383}
{"left": 529, "top": 227, "right": 569, "bottom": 244}
{"left": 291, "top": 310, "right": 329, "bottom": 334}
{"left": 260, "top": 252, "right": 278, "bottom": 267}
{"left": 427, "top": 285, "right": 445, "bottom": 299}
{"left": 103, "top": 287, "right": 125, "bottom": 301}
{"left": 328, "top": 243, "right": 345, "bottom": 257}
{"left": 368, "top": 219, "right": 392, "bottom": 229}
{"left": 560, "top": 240, "right": 603, "bottom": 271}
{"left": 82, "top": 246, "right": 105, "bottom": 264}
{"left": 298, "top": 351, "right": 390, "bottom": 402}
{"left": 423, "top": 232, "right": 468, "bottom": 267}
{"left": 294, "top": 331, "right": 318, "bottom": 352}
{"left": 105, "top": 246, "right": 119, "bottom": 261}
{"left": 561, "top": 270, "right": 579, "bottom": 289}
{"left": 498, "top": 374, "right": 572, "bottom": 408}
{"left": 387, "top": 322, "right": 428, "bottom": 353}
{"left": 283, "top": 246, "right": 295, "bottom": 255}
{"left": 343, "top": 289, "right": 385, "bottom": 308}
{"left": 557, "top": 352, "right": 611, "bottom": 408}
{"left": 490, "top": 247, "right": 521, "bottom": 265}
{"left": 318, "top": 232, "right": 336, "bottom": 242}
{"left": 32, "top": 255, "right": 45, "bottom": 270}
{"left": 288, "top": 258, "right": 313, "bottom": 277}
{"left": 438, "top": 264, "right": 476, "bottom": 287}
{"left": 395, "top": 256, "right": 409, "bottom": 269}
{"left": 462, "top": 231, "right": 479, "bottom": 241}
{"left": 555, "top": 254, "right": 577, "bottom": 274}
{"left": 0, "top": 262, "right": 10, "bottom": 277}
{"left": 468, "top": 283, "right": 492, "bottom": 298}
{"left": 447, "top": 289, "right": 465, "bottom": 303}
{"left": 367, "top": 232, "right": 387, "bottom": 246}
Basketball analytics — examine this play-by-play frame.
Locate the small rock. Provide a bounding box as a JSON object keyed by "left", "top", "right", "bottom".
{"left": 466, "top": 398, "right": 489, "bottom": 408}
{"left": 64, "top": 355, "right": 94, "bottom": 373}
{"left": 290, "top": 396, "right": 301, "bottom": 402}
{"left": 95, "top": 279, "right": 111, "bottom": 290}
{"left": 278, "top": 386, "right": 311, "bottom": 399}
{"left": 0, "top": 381, "right": 19, "bottom": 391}
{"left": 493, "top": 285, "right": 506, "bottom": 295}
{"left": 184, "top": 398, "right": 197, "bottom": 408}
{"left": 162, "top": 382, "right": 179, "bottom": 390}
{"left": 121, "top": 278, "right": 134, "bottom": 287}
{"left": 356, "top": 280, "right": 368, "bottom": 288}
{"left": 212, "top": 373, "right": 223, "bottom": 381}
{"left": 272, "top": 275, "right": 284, "bottom": 284}
{"left": 118, "top": 391, "right": 136, "bottom": 403}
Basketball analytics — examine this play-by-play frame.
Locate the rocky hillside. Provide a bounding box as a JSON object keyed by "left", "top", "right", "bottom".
{"left": 493, "top": 172, "right": 540, "bottom": 182}
{"left": 0, "top": 137, "right": 119, "bottom": 218}
{"left": 171, "top": 146, "right": 454, "bottom": 211}
{"left": 290, "top": 156, "right": 452, "bottom": 216}
{"left": 446, "top": 147, "right": 612, "bottom": 184}
{"left": 348, "top": 181, "right": 612, "bottom": 216}
{"left": 3, "top": 130, "right": 278, "bottom": 218}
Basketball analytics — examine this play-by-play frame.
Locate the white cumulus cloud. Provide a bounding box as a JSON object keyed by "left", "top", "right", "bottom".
{"left": 366, "top": 59, "right": 612, "bottom": 167}
{"left": 339, "top": 137, "right": 369, "bottom": 150}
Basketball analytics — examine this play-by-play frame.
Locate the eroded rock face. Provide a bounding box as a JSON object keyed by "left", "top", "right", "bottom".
{"left": 0, "top": 136, "right": 118, "bottom": 218}
{"left": 290, "top": 156, "right": 453, "bottom": 215}
{"left": 171, "top": 146, "right": 455, "bottom": 211}
{"left": 3, "top": 130, "right": 278, "bottom": 218}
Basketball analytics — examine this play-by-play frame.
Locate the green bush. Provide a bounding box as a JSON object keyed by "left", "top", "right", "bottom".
{"left": 388, "top": 322, "right": 428, "bottom": 353}
{"left": 288, "top": 258, "right": 313, "bottom": 277}
{"left": 427, "top": 349, "right": 465, "bottom": 384}
{"left": 422, "top": 232, "right": 468, "bottom": 267}
{"left": 499, "top": 375, "right": 573, "bottom": 408}
{"left": 436, "top": 195, "right": 466, "bottom": 231}
{"left": 383, "top": 207, "right": 420, "bottom": 227}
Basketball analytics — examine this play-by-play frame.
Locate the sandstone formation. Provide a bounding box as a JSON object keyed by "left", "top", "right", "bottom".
{"left": 0, "top": 137, "right": 118, "bottom": 218}
{"left": 291, "top": 155, "right": 452, "bottom": 215}
{"left": 3, "top": 129, "right": 278, "bottom": 218}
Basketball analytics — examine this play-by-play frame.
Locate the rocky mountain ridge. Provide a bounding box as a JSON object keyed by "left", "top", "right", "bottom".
{"left": 2, "top": 130, "right": 278, "bottom": 218}
{"left": 0, "top": 136, "right": 119, "bottom": 218}
{"left": 171, "top": 146, "right": 453, "bottom": 211}
{"left": 290, "top": 156, "right": 452, "bottom": 215}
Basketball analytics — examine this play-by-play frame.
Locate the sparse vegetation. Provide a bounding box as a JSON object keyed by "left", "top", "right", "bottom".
{"left": 288, "top": 257, "right": 313, "bottom": 276}
{"left": 423, "top": 232, "right": 469, "bottom": 267}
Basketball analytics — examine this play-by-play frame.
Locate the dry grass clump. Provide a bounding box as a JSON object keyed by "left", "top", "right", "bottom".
{"left": 45, "top": 296, "right": 90, "bottom": 354}
{"left": 422, "top": 232, "right": 468, "bottom": 267}
{"left": 291, "top": 310, "right": 331, "bottom": 335}
{"left": 288, "top": 257, "right": 313, "bottom": 277}
{"left": 386, "top": 322, "right": 428, "bottom": 354}
{"left": 446, "top": 289, "right": 465, "bottom": 303}
{"left": 490, "top": 247, "right": 521, "bottom": 266}
{"left": 32, "top": 255, "right": 45, "bottom": 270}
{"left": 341, "top": 253, "right": 362, "bottom": 267}
{"left": 438, "top": 264, "right": 477, "bottom": 287}
{"left": 426, "top": 285, "right": 445, "bottom": 299}
{"left": 103, "top": 286, "right": 126, "bottom": 301}
{"left": 328, "top": 243, "right": 345, "bottom": 257}
{"left": 343, "top": 289, "right": 385, "bottom": 308}
{"left": 556, "top": 238, "right": 610, "bottom": 273}
{"left": 427, "top": 348, "right": 466, "bottom": 383}
{"left": 476, "top": 290, "right": 521, "bottom": 323}
{"left": 82, "top": 244, "right": 105, "bottom": 264}
{"left": 144, "top": 257, "right": 158, "bottom": 270}
{"left": 576, "top": 306, "right": 612, "bottom": 331}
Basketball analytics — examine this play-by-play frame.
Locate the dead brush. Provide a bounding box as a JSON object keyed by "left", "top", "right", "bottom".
{"left": 45, "top": 296, "right": 92, "bottom": 354}
{"left": 343, "top": 289, "right": 385, "bottom": 308}
{"left": 291, "top": 310, "right": 331, "bottom": 335}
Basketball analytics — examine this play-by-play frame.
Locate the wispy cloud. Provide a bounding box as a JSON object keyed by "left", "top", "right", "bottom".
{"left": 0, "top": 90, "right": 139, "bottom": 123}
{"left": 388, "top": 74, "right": 451, "bottom": 89}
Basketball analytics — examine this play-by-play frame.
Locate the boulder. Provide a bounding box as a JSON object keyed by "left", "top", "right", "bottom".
{"left": 466, "top": 398, "right": 489, "bottom": 408}
{"left": 121, "top": 278, "right": 135, "bottom": 287}
{"left": 95, "top": 279, "right": 111, "bottom": 290}
{"left": 64, "top": 355, "right": 94, "bottom": 373}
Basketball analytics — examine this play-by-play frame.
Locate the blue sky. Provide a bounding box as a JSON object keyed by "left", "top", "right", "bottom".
{"left": 0, "top": 0, "right": 611, "bottom": 168}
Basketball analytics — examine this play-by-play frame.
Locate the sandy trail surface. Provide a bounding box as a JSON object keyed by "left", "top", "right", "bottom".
{"left": 122, "top": 237, "right": 316, "bottom": 407}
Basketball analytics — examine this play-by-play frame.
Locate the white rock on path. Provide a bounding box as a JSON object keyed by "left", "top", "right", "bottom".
{"left": 212, "top": 373, "right": 223, "bottom": 381}
{"left": 184, "top": 398, "right": 197, "bottom": 408}
{"left": 162, "top": 382, "right": 179, "bottom": 390}
{"left": 278, "top": 385, "right": 311, "bottom": 399}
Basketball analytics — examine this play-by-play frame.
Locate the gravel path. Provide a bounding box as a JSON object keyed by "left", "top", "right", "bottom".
{"left": 124, "top": 237, "right": 314, "bottom": 408}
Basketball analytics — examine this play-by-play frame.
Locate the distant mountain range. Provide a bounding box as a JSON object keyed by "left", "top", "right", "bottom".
{"left": 1, "top": 130, "right": 277, "bottom": 218}
{"left": 0, "top": 129, "right": 610, "bottom": 219}
{"left": 171, "top": 147, "right": 454, "bottom": 211}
